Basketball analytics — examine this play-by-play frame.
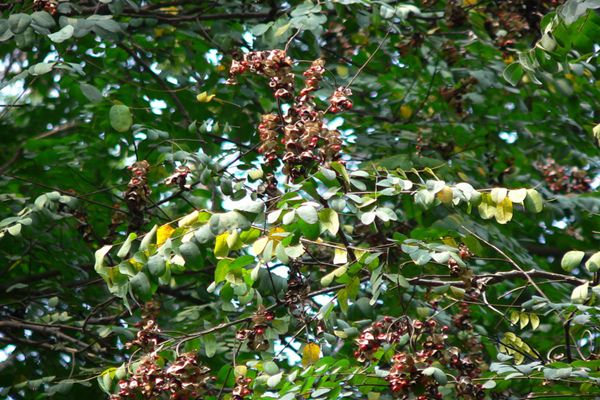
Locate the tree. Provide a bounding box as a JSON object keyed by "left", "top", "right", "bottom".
{"left": 0, "top": 0, "right": 599, "bottom": 398}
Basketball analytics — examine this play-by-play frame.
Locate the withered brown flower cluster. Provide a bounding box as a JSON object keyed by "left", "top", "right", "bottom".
{"left": 356, "top": 316, "right": 485, "bottom": 399}
{"left": 227, "top": 50, "right": 350, "bottom": 180}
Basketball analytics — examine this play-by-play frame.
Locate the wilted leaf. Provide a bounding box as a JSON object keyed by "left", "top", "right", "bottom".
{"left": 301, "top": 342, "right": 321, "bottom": 367}
{"left": 156, "top": 224, "right": 175, "bottom": 247}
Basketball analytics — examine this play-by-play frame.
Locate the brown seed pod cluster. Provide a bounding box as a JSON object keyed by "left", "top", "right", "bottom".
{"left": 483, "top": 0, "right": 565, "bottom": 53}
{"left": 284, "top": 264, "right": 310, "bottom": 319}
{"left": 164, "top": 166, "right": 191, "bottom": 190}
{"left": 439, "top": 76, "right": 478, "bottom": 117}
{"left": 126, "top": 319, "right": 161, "bottom": 351}
{"left": 232, "top": 376, "right": 253, "bottom": 400}
{"left": 356, "top": 317, "right": 485, "bottom": 399}
{"left": 116, "top": 319, "right": 213, "bottom": 399}
{"left": 112, "top": 352, "right": 212, "bottom": 400}
{"left": 445, "top": 0, "right": 468, "bottom": 28}
{"left": 33, "top": 0, "right": 58, "bottom": 15}
{"left": 355, "top": 316, "right": 412, "bottom": 363}
{"left": 226, "top": 49, "right": 294, "bottom": 99}
{"left": 258, "top": 113, "right": 281, "bottom": 164}
{"left": 329, "top": 87, "right": 353, "bottom": 113}
{"left": 227, "top": 50, "right": 348, "bottom": 180}
{"left": 236, "top": 306, "right": 274, "bottom": 352}
{"left": 323, "top": 22, "right": 354, "bottom": 57}
{"left": 537, "top": 158, "right": 592, "bottom": 193}
{"left": 124, "top": 160, "right": 151, "bottom": 231}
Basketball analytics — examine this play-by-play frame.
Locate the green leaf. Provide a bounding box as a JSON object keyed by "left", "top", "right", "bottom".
{"left": 297, "top": 204, "right": 318, "bottom": 224}
{"left": 285, "top": 244, "right": 305, "bottom": 259}
{"left": 109, "top": 104, "right": 133, "bottom": 132}
{"left": 48, "top": 24, "right": 74, "bottom": 43}
{"left": 116, "top": 233, "right": 137, "bottom": 258}
{"left": 29, "top": 62, "right": 55, "bottom": 76}
{"left": 263, "top": 361, "right": 279, "bottom": 376}
{"left": 147, "top": 255, "right": 166, "bottom": 277}
{"left": 130, "top": 271, "right": 152, "bottom": 300}
{"left": 422, "top": 366, "right": 447, "bottom": 385}
{"left": 266, "top": 372, "right": 283, "bottom": 388}
{"left": 140, "top": 225, "right": 157, "bottom": 251}
{"left": 203, "top": 333, "right": 217, "bottom": 357}
{"left": 561, "top": 250, "right": 585, "bottom": 272}
{"left": 214, "top": 259, "right": 231, "bottom": 283}
{"left": 31, "top": 11, "right": 56, "bottom": 29}
{"left": 585, "top": 252, "right": 600, "bottom": 273}
{"left": 543, "top": 367, "right": 573, "bottom": 380}
{"left": 524, "top": 189, "right": 543, "bottom": 213}
{"left": 94, "top": 245, "right": 113, "bottom": 276}
{"left": 319, "top": 208, "right": 339, "bottom": 235}
{"left": 7, "top": 223, "right": 22, "bottom": 236}
{"left": 503, "top": 63, "right": 524, "bottom": 86}
{"left": 80, "top": 82, "right": 103, "bottom": 103}
{"left": 8, "top": 13, "right": 31, "bottom": 34}
{"left": 571, "top": 281, "right": 589, "bottom": 304}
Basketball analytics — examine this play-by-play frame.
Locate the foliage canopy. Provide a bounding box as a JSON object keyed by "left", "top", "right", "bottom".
{"left": 0, "top": 0, "right": 599, "bottom": 399}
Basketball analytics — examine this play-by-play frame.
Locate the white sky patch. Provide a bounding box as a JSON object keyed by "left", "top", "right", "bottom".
{"left": 552, "top": 218, "right": 569, "bottom": 230}
{"left": 205, "top": 49, "right": 222, "bottom": 66}
{"left": 499, "top": 131, "right": 518, "bottom": 144}
{"left": 0, "top": 344, "right": 16, "bottom": 363}
{"left": 326, "top": 116, "right": 344, "bottom": 130}
{"left": 242, "top": 32, "right": 255, "bottom": 48}
{"left": 149, "top": 99, "right": 167, "bottom": 115}
{"left": 0, "top": 78, "right": 26, "bottom": 98}
{"left": 150, "top": 62, "right": 161, "bottom": 75}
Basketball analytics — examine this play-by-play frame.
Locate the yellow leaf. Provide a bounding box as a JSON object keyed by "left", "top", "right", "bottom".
{"left": 400, "top": 104, "right": 413, "bottom": 119}
{"left": 214, "top": 232, "right": 229, "bottom": 258}
{"left": 436, "top": 186, "right": 454, "bottom": 204}
{"left": 333, "top": 248, "right": 348, "bottom": 265}
{"left": 457, "top": 171, "right": 470, "bottom": 182}
{"left": 159, "top": 6, "right": 179, "bottom": 15}
{"left": 509, "top": 311, "right": 520, "bottom": 325}
{"left": 156, "top": 224, "right": 175, "bottom": 246}
{"left": 519, "top": 312, "right": 529, "bottom": 329}
{"left": 253, "top": 237, "right": 269, "bottom": 256}
{"left": 336, "top": 65, "right": 349, "bottom": 78}
{"left": 477, "top": 193, "right": 495, "bottom": 220}
{"left": 268, "top": 227, "right": 286, "bottom": 242}
{"left": 442, "top": 236, "right": 458, "bottom": 247}
{"left": 503, "top": 54, "right": 515, "bottom": 64}
{"left": 301, "top": 342, "right": 321, "bottom": 367}
{"left": 508, "top": 188, "right": 527, "bottom": 204}
{"left": 196, "top": 91, "right": 215, "bottom": 103}
{"left": 178, "top": 210, "right": 199, "bottom": 227}
{"left": 529, "top": 314, "right": 540, "bottom": 330}
{"left": 128, "top": 257, "right": 144, "bottom": 271}
{"left": 495, "top": 197, "right": 513, "bottom": 224}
